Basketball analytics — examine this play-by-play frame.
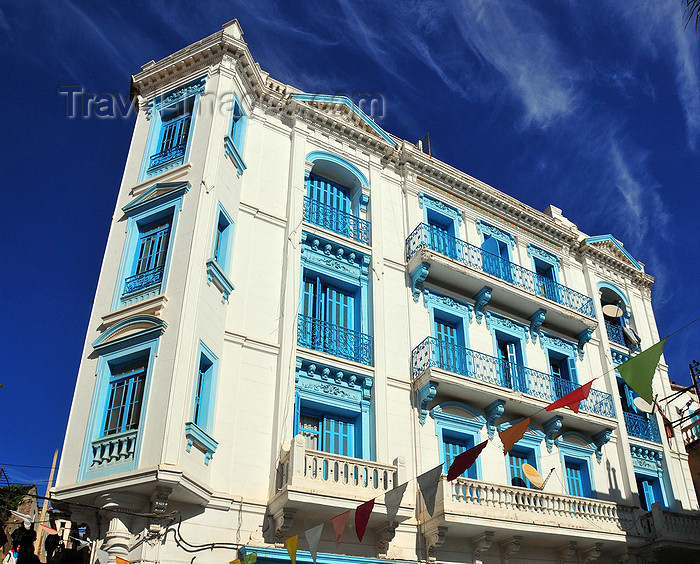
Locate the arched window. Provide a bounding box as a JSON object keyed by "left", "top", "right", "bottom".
{"left": 598, "top": 282, "right": 640, "bottom": 350}
{"left": 303, "top": 151, "right": 370, "bottom": 244}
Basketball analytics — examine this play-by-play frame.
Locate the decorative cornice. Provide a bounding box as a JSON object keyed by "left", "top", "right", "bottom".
{"left": 539, "top": 332, "right": 577, "bottom": 357}
{"left": 145, "top": 77, "right": 206, "bottom": 119}
{"left": 301, "top": 232, "right": 370, "bottom": 278}
{"left": 419, "top": 193, "right": 462, "bottom": 224}
{"left": 485, "top": 312, "right": 529, "bottom": 342}
{"left": 543, "top": 416, "right": 563, "bottom": 453}
{"left": 527, "top": 243, "right": 560, "bottom": 266}
{"left": 295, "top": 358, "right": 372, "bottom": 404}
{"left": 592, "top": 429, "right": 613, "bottom": 464}
{"left": 484, "top": 400, "right": 506, "bottom": 440}
{"left": 610, "top": 349, "right": 631, "bottom": 367}
{"left": 577, "top": 329, "right": 593, "bottom": 361}
{"left": 410, "top": 262, "right": 430, "bottom": 303}
{"left": 630, "top": 444, "right": 663, "bottom": 472}
{"left": 423, "top": 289, "right": 473, "bottom": 324}
{"left": 417, "top": 381, "right": 439, "bottom": 425}
{"left": 477, "top": 220, "right": 514, "bottom": 247}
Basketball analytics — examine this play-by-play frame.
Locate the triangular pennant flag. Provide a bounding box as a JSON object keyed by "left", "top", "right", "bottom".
{"left": 617, "top": 339, "right": 666, "bottom": 404}
{"left": 331, "top": 511, "right": 350, "bottom": 546}
{"left": 447, "top": 440, "right": 488, "bottom": 481}
{"left": 243, "top": 553, "right": 257, "bottom": 564}
{"left": 545, "top": 380, "right": 593, "bottom": 414}
{"left": 355, "top": 499, "right": 375, "bottom": 542}
{"left": 305, "top": 523, "right": 324, "bottom": 564}
{"left": 229, "top": 560, "right": 240, "bottom": 564}
{"left": 499, "top": 417, "right": 531, "bottom": 456}
{"left": 286, "top": 535, "right": 298, "bottom": 564}
{"left": 416, "top": 464, "right": 443, "bottom": 516}
{"left": 115, "top": 558, "right": 129, "bottom": 564}
{"left": 385, "top": 482, "right": 408, "bottom": 526}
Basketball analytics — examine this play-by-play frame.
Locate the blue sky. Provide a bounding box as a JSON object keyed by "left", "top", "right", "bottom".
{"left": 1, "top": 1, "right": 699, "bottom": 485}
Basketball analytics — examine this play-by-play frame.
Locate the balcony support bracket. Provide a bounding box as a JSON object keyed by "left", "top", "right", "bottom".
{"left": 543, "top": 416, "right": 563, "bottom": 453}
{"left": 583, "top": 543, "right": 603, "bottom": 563}
{"left": 471, "top": 531, "right": 494, "bottom": 564}
{"left": 500, "top": 536, "right": 522, "bottom": 561}
{"left": 593, "top": 429, "right": 613, "bottom": 463}
{"left": 578, "top": 328, "right": 594, "bottom": 360}
{"left": 417, "top": 381, "right": 439, "bottom": 425}
{"left": 473, "top": 286, "right": 492, "bottom": 323}
{"left": 484, "top": 400, "right": 506, "bottom": 440}
{"left": 558, "top": 541, "right": 578, "bottom": 563}
{"left": 273, "top": 507, "right": 296, "bottom": 544}
{"left": 376, "top": 525, "right": 396, "bottom": 557}
{"left": 529, "top": 308, "right": 546, "bottom": 343}
{"left": 410, "top": 262, "right": 430, "bottom": 302}
{"left": 424, "top": 525, "right": 447, "bottom": 562}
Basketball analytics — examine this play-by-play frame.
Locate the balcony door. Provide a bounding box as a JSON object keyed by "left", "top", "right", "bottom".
{"left": 481, "top": 235, "right": 511, "bottom": 282}
{"left": 497, "top": 336, "right": 525, "bottom": 392}
{"left": 434, "top": 316, "right": 464, "bottom": 374}
{"left": 427, "top": 212, "right": 457, "bottom": 260}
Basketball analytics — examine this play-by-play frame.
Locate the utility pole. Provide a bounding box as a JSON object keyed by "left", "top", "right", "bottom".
{"left": 36, "top": 449, "right": 59, "bottom": 561}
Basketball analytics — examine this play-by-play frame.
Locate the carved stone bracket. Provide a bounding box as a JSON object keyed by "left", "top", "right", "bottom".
{"left": 578, "top": 328, "right": 594, "bottom": 360}
{"left": 543, "top": 416, "right": 563, "bottom": 453}
{"left": 424, "top": 526, "right": 447, "bottom": 562}
{"left": 593, "top": 429, "right": 613, "bottom": 463}
{"left": 410, "top": 262, "right": 430, "bottom": 302}
{"left": 149, "top": 486, "right": 172, "bottom": 516}
{"left": 417, "top": 381, "right": 439, "bottom": 425}
{"left": 273, "top": 507, "right": 296, "bottom": 544}
{"left": 615, "top": 549, "right": 629, "bottom": 563}
{"left": 558, "top": 541, "right": 577, "bottom": 563}
{"left": 473, "top": 286, "right": 492, "bottom": 323}
{"left": 376, "top": 525, "right": 396, "bottom": 556}
{"left": 500, "top": 536, "right": 522, "bottom": 561}
{"left": 529, "top": 308, "right": 546, "bottom": 343}
{"left": 470, "top": 531, "right": 494, "bottom": 563}
{"left": 583, "top": 543, "right": 603, "bottom": 563}
{"left": 484, "top": 400, "right": 506, "bottom": 440}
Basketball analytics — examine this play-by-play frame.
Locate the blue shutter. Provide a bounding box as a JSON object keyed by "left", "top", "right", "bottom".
{"left": 567, "top": 357, "right": 578, "bottom": 384}
{"left": 566, "top": 463, "right": 583, "bottom": 496}
{"left": 508, "top": 453, "right": 528, "bottom": 487}
{"left": 481, "top": 236, "right": 500, "bottom": 277}
{"left": 443, "top": 434, "right": 475, "bottom": 478}
{"left": 324, "top": 415, "right": 354, "bottom": 457}
{"left": 641, "top": 479, "right": 655, "bottom": 510}
{"left": 435, "top": 318, "right": 459, "bottom": 372}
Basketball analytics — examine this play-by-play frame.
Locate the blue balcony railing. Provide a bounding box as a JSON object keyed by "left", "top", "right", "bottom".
{"left": 605, "top": 320, "right": 626, "bottom": 346}
{"left": 406, "top": 224, "right": 596, "bottom": 318}
{"left": 303, "top": 197, "right": 371, "bottom": 245}
{"left": 412, "top": 337, "right": 615, "bottom": 418}
{"left": 624, "top": 411, "right": 662, "bottom": 443}
{"left": 297, "top": 314, "right": 373, "bottom": 366}
{"left": 123, "top": 265, "right": 164, "bottom": 295}
{"left": 148, "top": 143, "right": 187, "bottom": 170}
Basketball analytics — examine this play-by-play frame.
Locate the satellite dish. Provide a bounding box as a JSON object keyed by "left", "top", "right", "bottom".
{"left": 602, "top": 303, "right": 623, "bottom": 318}
{"left": 522, "top": 463, "right": 545, "bottom": 489}
{"left": 633, "top": 396, "right": 654, "bottom": 413}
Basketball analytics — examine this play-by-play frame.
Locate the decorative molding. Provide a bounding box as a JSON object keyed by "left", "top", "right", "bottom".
{"left": 583, "top": 543, "right": 603, "bottom": 563}
{"left": 92, "top": 314, "right": 167, "bottom": 351}
{"left": 527, "top": 243, "right": 560, "bottom": 266}
{"left": 610, "top": 348, "right": 630, "bottom": 367}
{"left": 359, "top": 192, "right": 370, "bottom": 213}
{"left": 500, "top": 536, "right": 522, "bottom": 561}
{"left": 558, "top": 541, "right": 577, "bottom": 563}
{"left": 184, "top": 422, "right": 218, "bottom": 464}
{"left": 410, "top": 263, "right": 430, "bottom": 302}
{"left": 630, "top": 445, "right": 663, "bottom": 472}
{"left": 473, "top": 286, "right": 492, "bottom": 324}
{"left": 423, "top": 289, "right": 473, "bottom": 324}
{"left": 419, "top": 193, "right": 462, "bottom": 224}
{"left": 578, "top": 329, "right": 593, "bottom": 360}
{"left": 122, "top": 181, "right": 190, "bottom": 216}
{"left": 593, "top": 429, "right": 613, "bottom": 463}
{"left": 417, "top": 381, "right": 439, "bottom": 425}
{"left": 206, "top": 259, "right": 234, "bottom": 302}
{"left": 477, "top": 220, "right": 514, "bottom": 247}
{"left": 529, "top": 308, "right": 546, "bottom": 343}
{"left": 224, "top": 134, "right": 247, "bottom": 177}
{"left": 485, "top": 311, "right": 529, "bottom": 342}
{"left": 543, "top": 416, "right": 563, "bottom": 453}
{"left": 273, "top": 507, "right": 296, "bottom": 543}
{"left": 145, "top": 77, "right": 206, "bottom": 119}
{"left": 539, "top": 332, "right": 577, "bottom": 357}
{"left": 295, "top": 358, "right": 372, "bottom": 405}
{"left": 424, "top": 526, "right": 447, "bottom": 562}
{"left": 484, "top": 400, "right": 506, "bottom": 440}
{"left": 376, "top": 525, "right": 396, "bottom": 556}
{"left": 471, "top": 531, "right": 493, "bottom": 564}
{"left": 301, "top": 232, "right": 370, "bottom": 279}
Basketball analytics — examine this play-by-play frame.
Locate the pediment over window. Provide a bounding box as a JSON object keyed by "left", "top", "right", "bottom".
{"left": 123, "top": 181, "right": 190, "bottom": 216}
{"left": 291, "top": 93, "right": 396, "bottom": 146}
{"left": 93, "top": 314, "right": 167, "bottom": 351}
{"left": 584, "top": 235, "right": 641, "bottom": 271}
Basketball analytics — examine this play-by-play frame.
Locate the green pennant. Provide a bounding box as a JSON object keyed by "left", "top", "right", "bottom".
{"left": 617, "top": 339, "right": 666, "bottom": 404}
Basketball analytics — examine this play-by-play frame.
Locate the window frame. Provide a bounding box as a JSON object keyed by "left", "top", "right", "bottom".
{"left": 498, "top": 421, "right": 544, "bottom": 489}
{"left": 556, "top": 433, "right": 596, "bottom": 498}
{"left": 431, "top": 402, "right": 485, "bottom": 480}
{"left": 206, "top": 203, "right": 235, "bottom": 302}
{"left": 223, "top": 93, "right": 248, "bottom": 177}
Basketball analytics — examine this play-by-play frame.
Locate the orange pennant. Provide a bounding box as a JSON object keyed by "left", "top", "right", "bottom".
{"left": 331, "top": 510, "right": 350, "bottom": 546}
{"left": 499, "top": 417, "right": 531, "bottom": 456}
{"left": 115, "top": 558, "right": 129, "bottom": 564}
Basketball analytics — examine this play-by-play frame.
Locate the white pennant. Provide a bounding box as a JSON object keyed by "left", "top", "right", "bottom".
{"left": 304, "top": 522, "right": 324, "bottom": 564}
{"left": 384, "top": 482, "right": 408, "bottom": 526}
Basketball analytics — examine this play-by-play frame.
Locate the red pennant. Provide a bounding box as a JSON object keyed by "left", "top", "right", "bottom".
{"left": 331, "top": 511, "right": 349, "bottom": 547}
{"left": 355, "top": 499, "right": 375, "bottom": 542}
{"left": 447, "top": 440, "right": 488, "bottom": 481}
{"left": 545, "top": 380, "right": 593, "bottom": 414}
{"left": 499, "top": 417, "right": 531, "bottom": 456}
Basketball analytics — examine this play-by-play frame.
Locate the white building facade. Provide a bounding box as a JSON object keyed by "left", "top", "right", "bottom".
{"left": 54, "top": 21, "right": 700, "bottom": 564}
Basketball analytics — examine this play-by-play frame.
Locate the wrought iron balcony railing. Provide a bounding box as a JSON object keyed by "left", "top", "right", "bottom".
{"left": 148, "top": 143, "right": 187, "bottom": 170}
{"left": 297, "top": 314, "right": 373, "bottom": 366}
{"left": 406, "top": 223, "right": 596, "bottom": 318}
{"left": 303, "top": 196, "right": 371, "bottom": 245}
{"left": 123, "top": 265, "right": 164, "bottom": 296}
{"left": 624, "top": 411, "right": 662, "bottom": 443}
{"left": 605, "top": 320, "right": 626, "bottom": 346}
{"left": 412, "top": 337, "right": 616, "bottom": 418}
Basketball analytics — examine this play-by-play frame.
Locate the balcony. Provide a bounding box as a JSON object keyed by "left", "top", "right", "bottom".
{"left": 303, "top": 196, "right": 370, "bottom": 245}
{"left": 148, "top": 143, "right": 186, "bottom": 172}
{"left": 123, "top": 265, "right": 164, "bottom": 296}
{"left": 406, "top": 224, "right": 596, "bottom": 335}
{"left": 624, "top": 411, "right": 662, "bottom": 443}
{"left": 268, "top": 434, "right": 412, "bottom": 542}
{"left": 412, "top": 337, "right": 615, "bottom": 419}
{"left": 422, "top": 475, "right": 638, "bottom": 553}
{"left": 682, "top": 419, "right": 700, "bottom": 446}
{"left": 605, "top": 320, "right": 626, "bottom": 346}
{"left": 297, "top": 314, "right": 373, "bottom": 366}
{"left": 638, "top": 502, "right": 700, "bottom": 558}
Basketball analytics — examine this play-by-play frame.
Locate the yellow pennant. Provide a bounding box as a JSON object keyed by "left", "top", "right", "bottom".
{"left": 286, "top": 534, "right": 299, "bottom": 564}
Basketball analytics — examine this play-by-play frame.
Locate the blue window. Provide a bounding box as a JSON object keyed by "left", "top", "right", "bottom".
{"left": 442, "top": 433, "right": 477, "bottom": 478}
{"left": 193, "top": 354, "right": 214, "bottom": 430}
{"left": 481, "top": 235, "right": 512, "bottom": 282}
{"left": 224, "top": 95, "right": 247, "bottom": 176}
{"left": 103, "top": 360, "right": 147, "bottom": 436}
{"left": 564, "top": 458, "right": 591, "bottom": 497}
{"left": 557, "top": 433, "right": 596, "bottom": 498}
{"left": 496, "top": 333, "right": 525, "bottom": 392}
{"left": 308, "top": 174, "right": 352, "bottom": 215}
{"left": 303, "top": 276, "right": 355, "bottom": 330}
{"left": 636, "top": 475, "right": 664, "bottom": 510}
{"left": 434, "top": 315, "right": 463, "bottom": 374}
{"left": 299, "top": 411, "right": 356, "bottom": 457}
{"left": 123, "top": 217, "right": 172, "bottom": 297}
{"left": 549, "top": 351, "right": 578, "bottom": 400}
{"left": 205, "top": 205, "right": 235, "bottom": 302}
{"left": 508, "top": 448, "right": 535, "bottom": 488}
{"left": 427, "top": 212, "right": 457, "bottom": 259}
{"left": 184, "top": 342, "right": 219, "bottom": 464}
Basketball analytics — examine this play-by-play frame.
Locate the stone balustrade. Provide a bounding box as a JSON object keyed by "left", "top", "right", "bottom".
{"left": 682, "top": 419, "right": 700, "bottom": 446}
{"left": 640, "top": 502, "right": 700, "bottom": 545}
{"left": 91, "top": 430, "right": 138, "bottom": 467}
